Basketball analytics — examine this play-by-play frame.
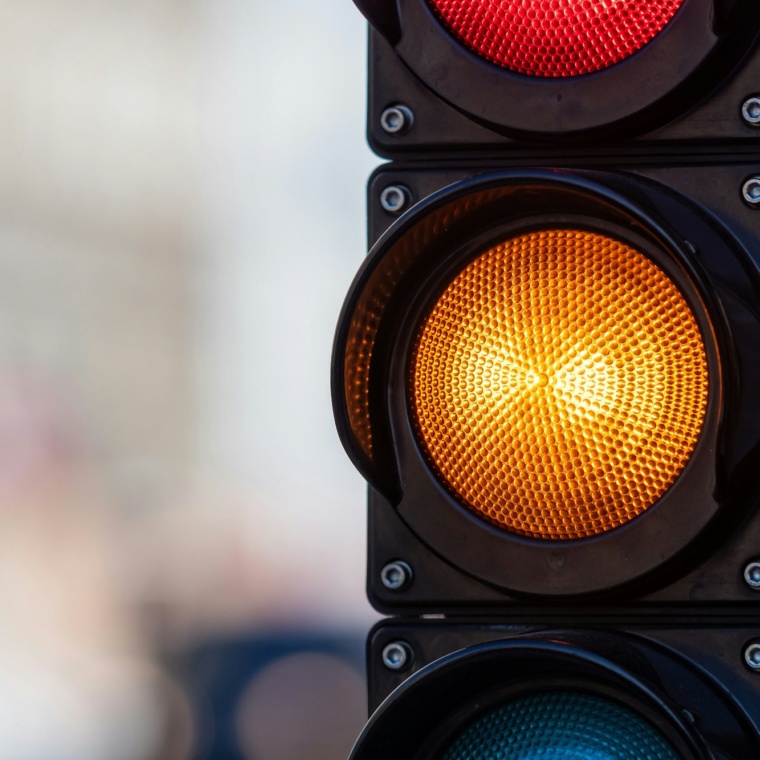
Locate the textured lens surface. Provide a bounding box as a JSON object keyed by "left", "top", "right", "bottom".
{"left": 427, "top": 0, "right": 685, "bottom": 77}
{"left": 410, "top": 229, "right": 708, "bottom": 540}
{"left": 442, "top": 691, "right": 680, "bottom": 760}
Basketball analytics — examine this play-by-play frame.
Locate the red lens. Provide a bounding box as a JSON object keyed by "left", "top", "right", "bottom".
{"left": 428, "top": 0, "right": 685, "bottom": 77}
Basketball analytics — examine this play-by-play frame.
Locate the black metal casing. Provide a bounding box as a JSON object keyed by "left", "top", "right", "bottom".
{"left": 335, "top": 165, "right": 760, "bottom": 613}
{"left": 361, "top": 621, "right": 760, "bottom": 759}
{"left": 339, "top": 0, "right": 760, "bottom": 756}
{"left": 361, "top": 0, "right": 760, "bottom": 153}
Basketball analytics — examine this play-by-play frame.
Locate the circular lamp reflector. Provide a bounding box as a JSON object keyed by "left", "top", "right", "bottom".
{"left": 410, "top": 229, "right": 708, "bottom": 540}
{"left": 427, "top": 0, "right": 686, "bottom": 77}
{"left": 442, "top": 691, "right": 680, "bottom": 760}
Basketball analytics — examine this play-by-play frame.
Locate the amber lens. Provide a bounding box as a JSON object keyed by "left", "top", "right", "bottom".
{"left": 411, "top": 229, "right": 709, "bottom": 540}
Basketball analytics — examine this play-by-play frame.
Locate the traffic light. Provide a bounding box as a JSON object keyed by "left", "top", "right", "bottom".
{"left": 334, "top": 1, "right": 760, "bottom": 757}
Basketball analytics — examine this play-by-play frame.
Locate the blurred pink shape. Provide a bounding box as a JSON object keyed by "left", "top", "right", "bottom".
{"left": 0, "top": 372, "right": 83, "bottom": 507}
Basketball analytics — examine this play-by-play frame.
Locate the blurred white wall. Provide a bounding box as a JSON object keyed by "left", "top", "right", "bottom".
{"left": 0, "top": 0, "right": 197, "bottom": 474}
{"left": 194, "top": 0, "right": 376, "bottom": 628}
{"left": 0, "top": 0, "right": 376, "bottom": 756}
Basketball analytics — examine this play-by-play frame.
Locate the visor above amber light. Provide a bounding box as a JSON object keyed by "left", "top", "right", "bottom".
{"left": 333, "top": 171, "right": 726, "bottom": 595}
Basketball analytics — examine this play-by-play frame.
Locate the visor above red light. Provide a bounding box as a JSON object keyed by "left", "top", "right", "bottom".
{"left": 427, "top": 0, "right": 686, "bottom": 77}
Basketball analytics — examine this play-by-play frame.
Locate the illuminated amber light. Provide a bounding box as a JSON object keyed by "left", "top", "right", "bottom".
{"left": 411, "top": 230, "right": 709, "bottom": 540}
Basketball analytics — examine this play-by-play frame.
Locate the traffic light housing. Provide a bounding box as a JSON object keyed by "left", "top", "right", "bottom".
{"left": 359, "top": 0, "right": 760, "bottom": 152}
{"left": 335, "top": 1, "right": 760, "bottom": 756}
{"left": 359, "top": 621, "right": 760, "bottom": 758}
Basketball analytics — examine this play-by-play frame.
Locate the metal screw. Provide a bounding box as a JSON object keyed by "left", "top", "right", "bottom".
{"left": 381, "top": 561, "right": 413, "bottom": 591}
{"left": 744, "top": 642, "right": 760, "bottom": 671}
{"left": 380, "top": 104, "right": 414, "bottom": 135}
{"left": 380, "top": 185, "right": 410, "bottom": 215}
{"left": 744, "top": 560, "right": 760, "bottom": 589}
{"left": 742, "top": 97, "right": 760, "bottom": 126}
{"left": 382, "top": 641, "right": 412, "bottom": 671}
{"left": 742, "top": 177, "right": 760, "bottom": 206}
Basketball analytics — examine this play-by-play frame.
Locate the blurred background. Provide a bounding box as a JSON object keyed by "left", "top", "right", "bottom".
{"left": 0, "top": 0, "right": 377, "bottom": 757}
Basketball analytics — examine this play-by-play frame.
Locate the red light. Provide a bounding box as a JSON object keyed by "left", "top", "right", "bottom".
{"left": 428, "top": 0, "right": 685, "bottom": 77}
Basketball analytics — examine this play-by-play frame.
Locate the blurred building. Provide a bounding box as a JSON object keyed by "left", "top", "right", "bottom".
{"left": 0, "top": 0, "right": 375, "bottom": 757}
